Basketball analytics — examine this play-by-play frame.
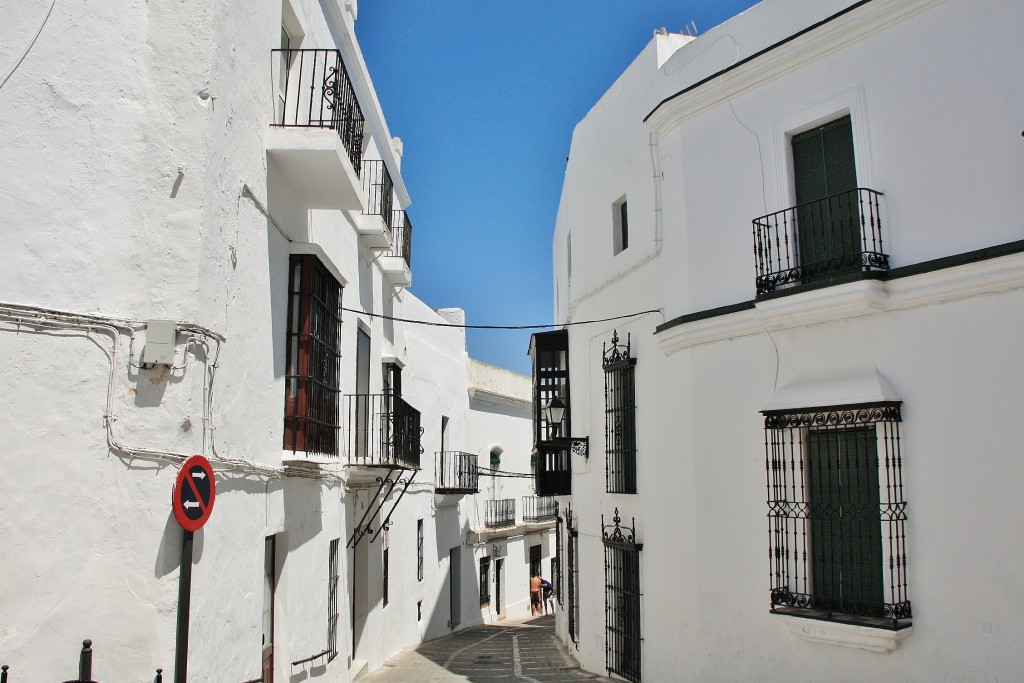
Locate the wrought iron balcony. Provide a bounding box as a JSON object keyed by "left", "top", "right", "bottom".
{"left": 343, "top": 392, "right": 421, "bottom": 469}
{"left": 522, "top": 496, "right": 557, "bottom": 523}
{"left": 363, "top": 160, "right": 394, "bottom": 223}
{"left": 388, "top": 210, "right": 413, "bottom": 268}
{"left": 753, "top": 188, "right": 887, "bottom": 296}
{"left": 435, "top": 451, "right": 479, "bottom": 494}
{"left": 270, "top": 48, "right": 365, "bottom": 174}
{"left": 485, "top": 498, "right": 516, "bottom": 529}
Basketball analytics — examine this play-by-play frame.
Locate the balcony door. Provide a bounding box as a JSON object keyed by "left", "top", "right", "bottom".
{"left": 792, "top": 116, "right": 860, "bottom": 275}
{"left": 355, "top": 328, "right": 370, "bottom": 459}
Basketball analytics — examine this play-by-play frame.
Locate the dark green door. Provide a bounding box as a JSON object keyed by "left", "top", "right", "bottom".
{"left": 807, "top": 427, "right": 884, "bottom": 616}
{"left": 792, "top": 116, "right": 860, "bottom": 277}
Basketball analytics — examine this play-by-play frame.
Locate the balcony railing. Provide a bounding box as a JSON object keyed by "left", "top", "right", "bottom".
{"left": 752, "top": 188, "right": 887, "bottom": 296}
{"left": 522, "top": 496, "right": 557, "bottom": 523}
{"left": 343, "top": 393, "right": 421, "bottom": 468}
{"left": 435, "top": 451, "right": 479, "bottom": 494}
{"left": 485, "top": 498, "right": 516, "bottom": 529}
{"left": 388, "top": 210, "right": 413, "bottom": 268}
{"left": 363, "top": 160, "right": 394, "bottom": 223}
{"left": 271, "top": 48, "right": 365, "bottom": 174}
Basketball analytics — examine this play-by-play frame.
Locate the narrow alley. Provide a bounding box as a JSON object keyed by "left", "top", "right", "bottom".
{"left": 360, "top": 616, "right": 613, "bottom": 683}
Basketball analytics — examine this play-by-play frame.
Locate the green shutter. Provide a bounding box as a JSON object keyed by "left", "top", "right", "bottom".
{"left": 792, "top": 116, "right": 861, "bottom": 273}
{"left": 808, "top": 427, "right": 883, "bottom": 614}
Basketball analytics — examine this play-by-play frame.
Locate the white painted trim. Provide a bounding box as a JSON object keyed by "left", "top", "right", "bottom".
{"left": 775, "top": 614, "right": 913, "bottom": 653}
{"left": 646, "top": 0, "right": 950, "bottom": 136}
{"left": 771, "top": 86, "right": 873, "bottom": 210}
{"left": 658, "top": 251, "right": 1024, "bottom": 355}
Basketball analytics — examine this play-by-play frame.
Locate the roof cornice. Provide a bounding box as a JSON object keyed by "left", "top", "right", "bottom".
{"left": 644, "top": 0, "right": 947, "bottom": 133}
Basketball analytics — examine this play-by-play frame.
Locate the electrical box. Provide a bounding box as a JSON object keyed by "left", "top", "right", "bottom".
{"left": 142, "top": 320, "right": 177, "bottom": 367}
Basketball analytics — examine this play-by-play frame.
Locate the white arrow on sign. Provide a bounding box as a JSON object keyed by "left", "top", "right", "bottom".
{"left": 191, "top": 471, "right": 206, "bottom": 480}
{"left": 183, "top": 500, "right": 201, "bottom": 509}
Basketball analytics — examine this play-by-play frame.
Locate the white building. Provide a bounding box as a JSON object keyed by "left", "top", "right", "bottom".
{"left": 0, "top": 1, "right": 545, "bottom": 681}
{"left": 545, "top": 0, "right": 1024, "bottom": 681}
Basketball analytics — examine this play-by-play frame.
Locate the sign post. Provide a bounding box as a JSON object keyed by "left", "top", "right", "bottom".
{"left": 172, "top": 455, "right": 215, "bottom": 683}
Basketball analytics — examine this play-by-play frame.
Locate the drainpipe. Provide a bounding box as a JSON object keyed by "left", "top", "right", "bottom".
{"left": 649, "top": 130, "right": 664, "bottom": 256}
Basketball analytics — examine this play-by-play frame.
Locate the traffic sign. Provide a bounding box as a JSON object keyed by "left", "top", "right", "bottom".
{"left": 173, "top": 455, "right": 216, "bottom": 531}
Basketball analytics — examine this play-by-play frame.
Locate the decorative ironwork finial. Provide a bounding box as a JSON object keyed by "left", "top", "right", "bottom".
{"left": 602, "top": 329, "right": 633, "bottom": 368}
{"left": 602, "top": 507, "right": 639, "bottom": 547}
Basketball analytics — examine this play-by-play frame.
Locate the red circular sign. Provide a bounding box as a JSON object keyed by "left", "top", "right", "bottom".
{"left": 173, "top": 455, "right": 216, "bottom": 531}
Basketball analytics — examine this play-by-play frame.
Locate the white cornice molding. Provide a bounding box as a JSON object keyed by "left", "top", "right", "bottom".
{"left": 646, "top": 0, "right": 950, "bottom": 135}
{"left": 658, "top": 252, "right": 1024, "bottom": 356}
{"left": 468, "top": 386, "right": 531, "bottom": 412}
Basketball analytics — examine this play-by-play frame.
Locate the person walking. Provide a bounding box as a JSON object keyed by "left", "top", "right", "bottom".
{"left": 540, "top": 577, "right": 554, "bottom": 615}
{"left": 529, "top": 572, "right": 543, "bottom": 616}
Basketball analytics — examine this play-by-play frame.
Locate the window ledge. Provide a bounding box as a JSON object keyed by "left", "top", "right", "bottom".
{"left": 774, "top": 613, "right": 912, "bottom": 653}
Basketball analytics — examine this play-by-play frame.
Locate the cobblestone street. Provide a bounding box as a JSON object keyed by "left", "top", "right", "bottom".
{"left": 360, "top": 615, "right": 613, "bottom": 683}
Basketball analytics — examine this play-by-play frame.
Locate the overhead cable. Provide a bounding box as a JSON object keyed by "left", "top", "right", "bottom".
{"left": 341, "top": 307, "right": 663, "bottom": 330}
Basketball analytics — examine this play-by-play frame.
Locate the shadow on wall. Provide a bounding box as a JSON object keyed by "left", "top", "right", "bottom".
{"left": 154, "top": 512, "right": 205, "bottom": 579}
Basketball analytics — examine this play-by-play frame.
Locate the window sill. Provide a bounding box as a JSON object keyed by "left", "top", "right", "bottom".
{"left": 773, "top": 613, "right": 912, "bottom": 653}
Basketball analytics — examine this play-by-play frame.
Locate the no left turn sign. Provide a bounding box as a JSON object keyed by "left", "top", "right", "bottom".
{"left": 173, "top": 455, "right": 216, "bottom": 531}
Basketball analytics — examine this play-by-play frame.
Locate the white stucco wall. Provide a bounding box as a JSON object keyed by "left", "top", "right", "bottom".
{"left": 553, "top": 0, "right": 1024, "bottom": 681}
{"left": 0, "top": 2, "right": 530, "bottom": 682}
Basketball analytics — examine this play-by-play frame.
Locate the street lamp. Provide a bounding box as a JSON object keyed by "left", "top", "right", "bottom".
{"left": 544, "top": 396, "right": 566, "bottom": 437}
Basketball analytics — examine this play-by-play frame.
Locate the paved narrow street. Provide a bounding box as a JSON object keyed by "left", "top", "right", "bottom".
{"left": 360, "top": 615, "right": 614, "bottom": 682}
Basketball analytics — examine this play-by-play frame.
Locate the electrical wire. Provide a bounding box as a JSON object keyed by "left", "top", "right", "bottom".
{"left": 341, "top": 307, "right": 663, "bottom": 330}
{"left": 0, "top": 0, "right": 56, "bottom": 92}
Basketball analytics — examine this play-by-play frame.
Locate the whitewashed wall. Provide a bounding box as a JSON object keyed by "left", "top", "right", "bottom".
{"left": 0, "top": 2, "right": 526, "bottom": 683}
{"left": 553, "top": 0, "right": 1024, "bottom": 681}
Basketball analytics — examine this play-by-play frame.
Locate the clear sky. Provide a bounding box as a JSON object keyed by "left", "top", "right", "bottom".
{"left": 356, "top": 1, "right": 760, "bottom": 375}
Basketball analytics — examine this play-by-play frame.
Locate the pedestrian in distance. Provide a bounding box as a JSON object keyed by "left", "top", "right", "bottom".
{"left": 529, "top": 571, "right": 542, "bottom": 615}
{"left": 540, "top": 577, "right": 553, "bottom": 615}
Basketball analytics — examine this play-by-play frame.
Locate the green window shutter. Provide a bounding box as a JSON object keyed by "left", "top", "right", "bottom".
{"left": 807, "top": 427, "right": 884, "bottom": 614}
{"left": 792, "top": 116, "right": 860, "bottom": 273}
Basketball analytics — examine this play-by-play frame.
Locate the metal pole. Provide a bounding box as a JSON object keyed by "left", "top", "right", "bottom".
{"left": 174, "top": 530, "right": 194, "bottom": 683}
{"left": 155, "top": 669, "right": 163, "bottom": 683}
{"left": 79, "top": 639, "right": 93, "bottom": 680}
{"left": 2, "top": 664, "right": 9, "bottom": 683}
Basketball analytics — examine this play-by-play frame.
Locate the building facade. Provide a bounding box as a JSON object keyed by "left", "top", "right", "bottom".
{"left": 0, "top": 1, "right": 544, "bottom": 681}
{"left": 545, "top": 0, "right": 1024, "bottom": 681}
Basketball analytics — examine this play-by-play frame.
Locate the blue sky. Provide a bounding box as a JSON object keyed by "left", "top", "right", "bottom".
{"left": 356, "top": 1, "right": 760, "bottom": 375}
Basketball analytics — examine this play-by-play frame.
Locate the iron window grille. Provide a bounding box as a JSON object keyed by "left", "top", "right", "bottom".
{"left": 270, "top": 48, "right": 365, "bottom": 174}
{"left": 567, "top": 506, "right": 579, "bottom": 647}
{"left": 554, "top": 512, "right": 564, "bottom": 607}
{"left": 283, "top": 254, "right": 342, "bottom": 457}
{"left": 480, "top": 557, "right": 492, "bottom": 607}
{"left": 763, "top": 401, "right": 911, "bottom": 630}
{"left": 328, "top": 538, "right": 339, "bottom": 662}
{"left": 485, "top": 498, "right": 516, "bottom": 529}
{"left": 522, "top": 496, "right": 558, "bottom": 523}
{"left": 435, "top": 451, "right": 480, "bottom": 494}
{"left": 603, "top": 509, "right": 642, "bottom": 683}
{"left": 416, "top": 519, "right": 424, "bottom": 582}
{"left": 383, "top": 547, "right": 389, "bottom": 608}
{"left": 604, "top": 331, "right": 637, "bottom": 494}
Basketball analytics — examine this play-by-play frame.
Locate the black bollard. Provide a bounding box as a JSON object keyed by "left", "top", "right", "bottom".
{"left": 155, "top": 669, "right": 163, "bottom": 683}
{"left": 79, "top": 639, "right": 93, "bottom": 681}
{"left": 2, "top": 663, "right": 9, "bottom": 683}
